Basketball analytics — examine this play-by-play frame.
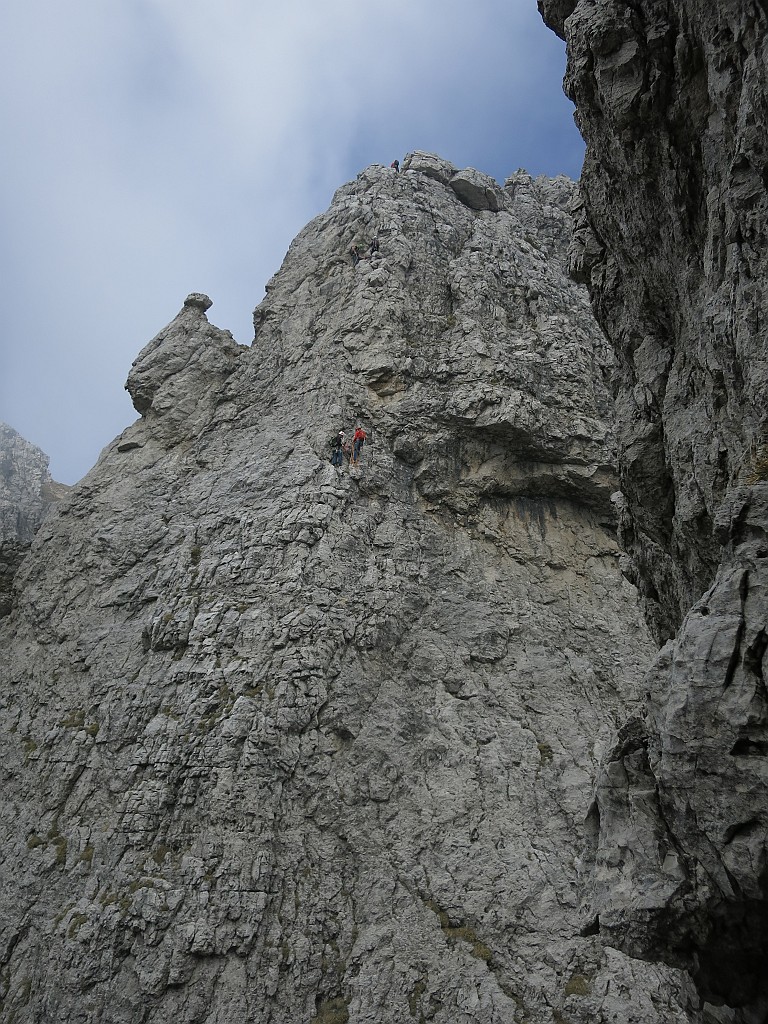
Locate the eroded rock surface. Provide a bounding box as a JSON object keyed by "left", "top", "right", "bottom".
{"left": 0, "top": 162, "right": 696, "bottom": 1022}
{"left": 584, "top": 486, "right": 768, "bottom": 1014}
{"left": 539, "top": 0, "right": 768, "bottom": 642}
{"left": 0, "top": 421, "right": 69, "bottom": 615}
{"left": 539, "top": 1, "right": 768, "bottom": 1017}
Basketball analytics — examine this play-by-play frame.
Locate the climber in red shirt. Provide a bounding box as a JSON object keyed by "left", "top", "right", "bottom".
{"left": 351, "top": 425, "right": 367, "bottom": 464}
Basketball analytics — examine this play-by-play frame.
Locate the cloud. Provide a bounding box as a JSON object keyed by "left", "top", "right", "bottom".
{"left": 0, "top": 0, "right": 582, "bottom": 483}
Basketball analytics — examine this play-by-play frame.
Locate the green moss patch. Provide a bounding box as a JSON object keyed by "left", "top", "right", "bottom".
{"left": 564, "top": 973, "right": 592, "bottom": 997}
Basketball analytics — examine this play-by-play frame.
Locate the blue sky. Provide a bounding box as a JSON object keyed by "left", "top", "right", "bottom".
{"left": 0, "top": 0, "right": 583, "bottom": 484}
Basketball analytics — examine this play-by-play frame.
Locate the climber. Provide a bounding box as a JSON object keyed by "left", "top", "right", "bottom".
{"left": 369, "top": 235, "right": 379, "bottom": 257}
{"left": 351, "top": 424, "right": 367, "bottom": 464}
{"left": 330, "top": 430, "right": 345, "bottom": 468}
{"left": 390, "top": 159, "right": 400, "bottom": 173}
{"left": 350, "top": 245, "right": 361, "bottom": 267}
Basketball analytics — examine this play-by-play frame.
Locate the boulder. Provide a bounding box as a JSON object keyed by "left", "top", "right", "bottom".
{"left": 401, "top": 150, "right": 457, "bottom": 184}
{"left": 450, "top": 167, "right": 504, "bottom": 212}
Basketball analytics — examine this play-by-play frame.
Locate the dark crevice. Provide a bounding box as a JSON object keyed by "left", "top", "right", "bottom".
{"left": 730, "top": 737, "right": 768, "bottom": 757}
{"left": 743, "top": 628, "right": 767, "bottom": 684}
{"left": 579, "top": 915, "right": 600, "bottom": 937}
{"left": 723, "top": 618, "right": 745, "bottom": 690}
{"left": 724, "top": 571, "right": 749, "bottom": 689}
{"left": 723, "top": 819, "right": 761, "bottom": 845}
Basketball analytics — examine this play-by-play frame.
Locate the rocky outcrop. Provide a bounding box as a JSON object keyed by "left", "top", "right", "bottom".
{"left": 539, "top": 1, "right": 768, "bottom": 1017}
{"left": 0, "top": 421, "right": 69, "bottom": 615}
{"left": 539, "top": 0, "right": 768, "bottom": 643}
{"left": 403, "top": 151, "right": 506, "bottom": 213}
{"left": 0, "top": 160, "right": 698, "bottom": 1022}
{"left": 583, "top": 486, "right": 768, "bottom": 1013}
{"left": 125, "top": 291, "right": 243, "bottom": 442}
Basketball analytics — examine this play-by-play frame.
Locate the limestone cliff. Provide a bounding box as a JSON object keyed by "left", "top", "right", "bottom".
{"left": 0, "top": 159, "right": 695, "bottom": 1022}
{"left": 539, "top": 1, "right": 768, "bottom": 1017}
{"left": 0, "top": 421, "right": 69, "bottom": 616}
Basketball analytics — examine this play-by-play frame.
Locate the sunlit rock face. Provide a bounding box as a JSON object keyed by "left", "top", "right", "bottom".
{"left": 0, "top": 420, "right": 69, "bottom": 616}
{"left": 0, "top": 158, "right": 697, "bottom": 1024}
{"left": 539, "top": 1, "right": 768, "bottom": 1017}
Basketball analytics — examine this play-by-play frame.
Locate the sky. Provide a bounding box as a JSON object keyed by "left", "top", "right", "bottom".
{"left": 0, "top": 0, "right": 583, "bottom": 485}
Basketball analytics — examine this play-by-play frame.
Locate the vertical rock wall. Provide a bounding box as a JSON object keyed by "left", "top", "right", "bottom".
{"left": 539, "top": 2, "right": 768, "bottom": 1017}
{"left": 0, "top": 160, "right": 696, "bottom": 1022}
{"left": 540, "top": 0, "right": 768, "bottom": 642}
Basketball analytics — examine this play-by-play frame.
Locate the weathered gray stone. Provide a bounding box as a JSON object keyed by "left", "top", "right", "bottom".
{"left": 540, "top": 0, "right": 768, "bottom": 642}
{"left": 0, "top": 162, "right": 698, "bottom": 1023}
{"left": 124, "top": 295, "right": 244, "bottom": 439}
{"left": 583, "top": 484, "right": 768, "bottom": 1015}
{"left": 0, "top": 421, "right": 68, "bottom": 616}
{"left": 401, "top": 150, "right": 457, "bottom": 184}
{"left": 183, "top": 291, "right": 213, "bottom": 311}
{"left": 450, "top": 168, "right": 504, "bottom": 212}
{"left": 539, "top": 0, "right": 768, "bottom": 1017}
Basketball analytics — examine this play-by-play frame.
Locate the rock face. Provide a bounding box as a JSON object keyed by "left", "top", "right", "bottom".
{"left": 0, "top": 159, "right": 697, "bottom": 1022}
{"left": 539, "top": 0, "right": 768, "bottom": 643}
{"left": 0, "top": 421, "right": 69, "bottom": 616}
{"left": 539, "top": 1, "right": 768, "bottom": 1017}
